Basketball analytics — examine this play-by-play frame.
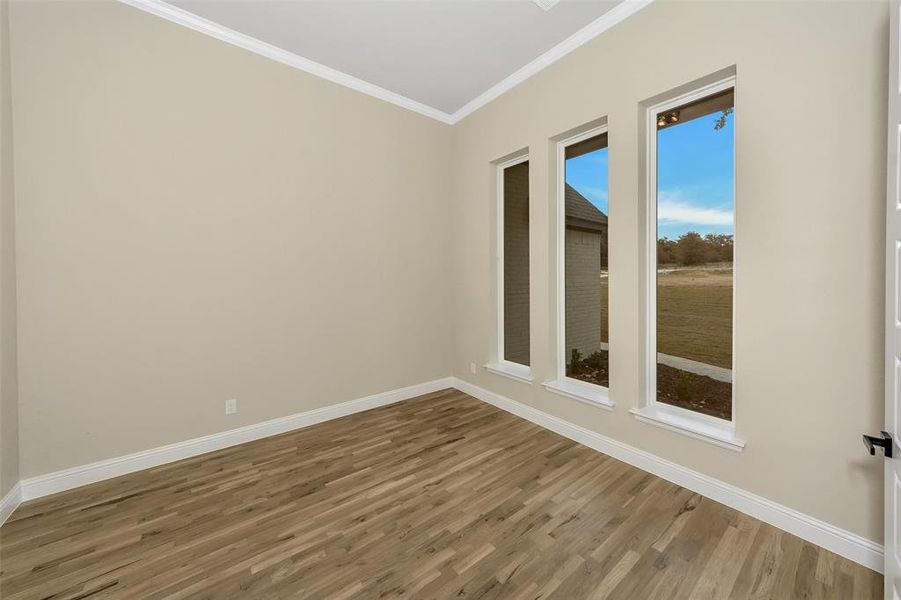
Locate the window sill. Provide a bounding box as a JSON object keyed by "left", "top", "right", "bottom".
{"left": 484, "top": 362, "right": 533, "bottom": 384}
{"left": 543, "top": 378, "right": 613, "bottom": 411}
{"left": 629, "top": 405, "right": 745, "bottom": 452}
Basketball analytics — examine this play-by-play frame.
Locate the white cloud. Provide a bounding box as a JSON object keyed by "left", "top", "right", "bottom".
{"left": 658, "top": 191, "right": 732, "bottom": 226}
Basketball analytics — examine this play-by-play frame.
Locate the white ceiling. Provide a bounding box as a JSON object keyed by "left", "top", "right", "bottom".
{"left": 159, "top": 0, "right": 632, "bottom": 119}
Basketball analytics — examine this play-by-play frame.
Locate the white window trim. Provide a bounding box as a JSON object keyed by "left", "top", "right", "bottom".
{"left": 489, "top": 153, "right": 532, "bottom": 383}
{"left": 543, "top": 125, "right": 613, "bottom": 409}
{"left": 629, "top": 404, "right": 744, "bottom": 451}
{"left": 637, "top": 75, "right": 742, "bottom": 450}
{"left": 544, "top": 378, "right": 612, "bottom": 410}
{"left": 485, "top": 360, "right": 534, "bottom": 384}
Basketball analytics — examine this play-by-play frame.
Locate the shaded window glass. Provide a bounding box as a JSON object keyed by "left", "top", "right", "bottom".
{"left": 503, "top": 161, "right": 530, "bottom": 366}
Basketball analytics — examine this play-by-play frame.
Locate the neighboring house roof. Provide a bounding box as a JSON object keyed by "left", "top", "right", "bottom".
{"left": 565, "top": 184, "right": 607, "bottom": 233}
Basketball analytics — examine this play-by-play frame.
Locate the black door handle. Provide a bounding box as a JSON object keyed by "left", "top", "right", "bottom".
{"left": 863, "top": 431, "right": 893, "bottom": 457}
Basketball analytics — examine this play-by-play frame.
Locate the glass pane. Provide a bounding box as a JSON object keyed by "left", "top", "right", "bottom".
{"left": 655, "top": 89, "right": 734, "bottom": 420}
{"left": 564, "top": 133, "right": 609, "bottom": 387}
{"left": 503, "top": 161, "right": 530, "bottom": 366}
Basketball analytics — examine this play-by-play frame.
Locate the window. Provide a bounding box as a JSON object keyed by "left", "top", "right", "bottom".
{"left": 637, "top": 77, "right": 740, "bottom": 448}
{"left": 563, "top": 132, "right": 609, "bottom": 389}
{"left": 488, "top": 155, "right": 531, "bottom": 382}
{"left": 543, "top": 126, "right": 613, "bottom": 408}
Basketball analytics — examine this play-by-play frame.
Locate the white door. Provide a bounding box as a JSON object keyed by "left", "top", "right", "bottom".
{"left": 885, "top": 1, "right": 901, "bottom": 594}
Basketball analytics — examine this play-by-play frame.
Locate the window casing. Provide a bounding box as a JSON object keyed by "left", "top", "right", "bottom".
{"left": 488, "top": 154, "right": 532, "bottom": 383}
{"left": 544, "top": 126, "right": 613, "bottom": 408}
{"left": 634, "top": 75, "right": 743, "bottom": 450}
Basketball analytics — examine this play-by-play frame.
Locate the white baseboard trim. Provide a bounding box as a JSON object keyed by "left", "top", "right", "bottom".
{"left": 7, "top": 375, "right": 883, "bottom": 574}
{"left": 451, "top": 377, "right": 884, "bottom": 574}
{"left": 19, "top": 377, "right": 455, "bottom": 503}
{"left": 0, "top": 481, "right": 22, "bottom": 527}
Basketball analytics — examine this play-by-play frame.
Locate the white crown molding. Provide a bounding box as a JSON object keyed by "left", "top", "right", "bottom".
{"left": 450, "top": 0, "right": 654, "bottom": 123}
{"left": 118, "top": 0, "right": 654, "bottom": 126}
{"left": 0, "top": 481, "right": 22, "bottom": 527}
{"left": 18, "top": 377, "right": 454, "bottom": 501}
{"left": 451, "top": 377, "right": 885, "bottom": 573}
{"left": 117, "top": 0, "right": 456, "bottom": 124}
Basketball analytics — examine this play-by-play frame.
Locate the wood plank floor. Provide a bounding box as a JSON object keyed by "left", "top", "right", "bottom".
{"left": 0, "top": 389, "right": 882, "bottom": 599}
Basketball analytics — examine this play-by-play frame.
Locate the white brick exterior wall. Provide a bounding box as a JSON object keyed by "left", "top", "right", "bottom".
{"left": 565, "top": 229, "right": 603, "bottom": 359}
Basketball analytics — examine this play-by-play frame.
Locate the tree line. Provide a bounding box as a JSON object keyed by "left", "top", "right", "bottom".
{"left": 657, "top": 232, "right": 733, "bottom": 265}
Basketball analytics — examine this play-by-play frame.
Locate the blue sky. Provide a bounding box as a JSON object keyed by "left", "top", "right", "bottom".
{"left": 565, "top": 145, "right": 609, "bottom": 216}
{"left": 565, "top": 109, "right": 734, "bottom": 240}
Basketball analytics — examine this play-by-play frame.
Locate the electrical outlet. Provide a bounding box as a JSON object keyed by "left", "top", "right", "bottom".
{"left": 225, "top": 399, "right": 237, "bottom": 415}
{"left": 469, "top": 362, "right": 477, "bottom": 374}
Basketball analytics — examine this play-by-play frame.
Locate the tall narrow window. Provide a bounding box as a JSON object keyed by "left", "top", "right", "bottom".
{"left": 651, "top": 84, "right": 734, "bottom": 421}
{"left": 563, "top": 132, "right": 609, "bottom": 388}
{"left": 499, "top": 157, "right": 530, "bottom": 369}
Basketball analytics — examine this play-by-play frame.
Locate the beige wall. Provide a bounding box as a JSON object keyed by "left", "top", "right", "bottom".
{"left": 451, "top": 0, "right": 888, "bottom": 542}
{"left": 8, "top": 0, "right": 454, "bottom": 478}
{"left": 0, "top": 0, "right": 18, "bottom": 498}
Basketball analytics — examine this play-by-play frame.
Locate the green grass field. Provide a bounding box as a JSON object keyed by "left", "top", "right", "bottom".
{"left": 599, "top": 264, "right": 732, "bottom": 369}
